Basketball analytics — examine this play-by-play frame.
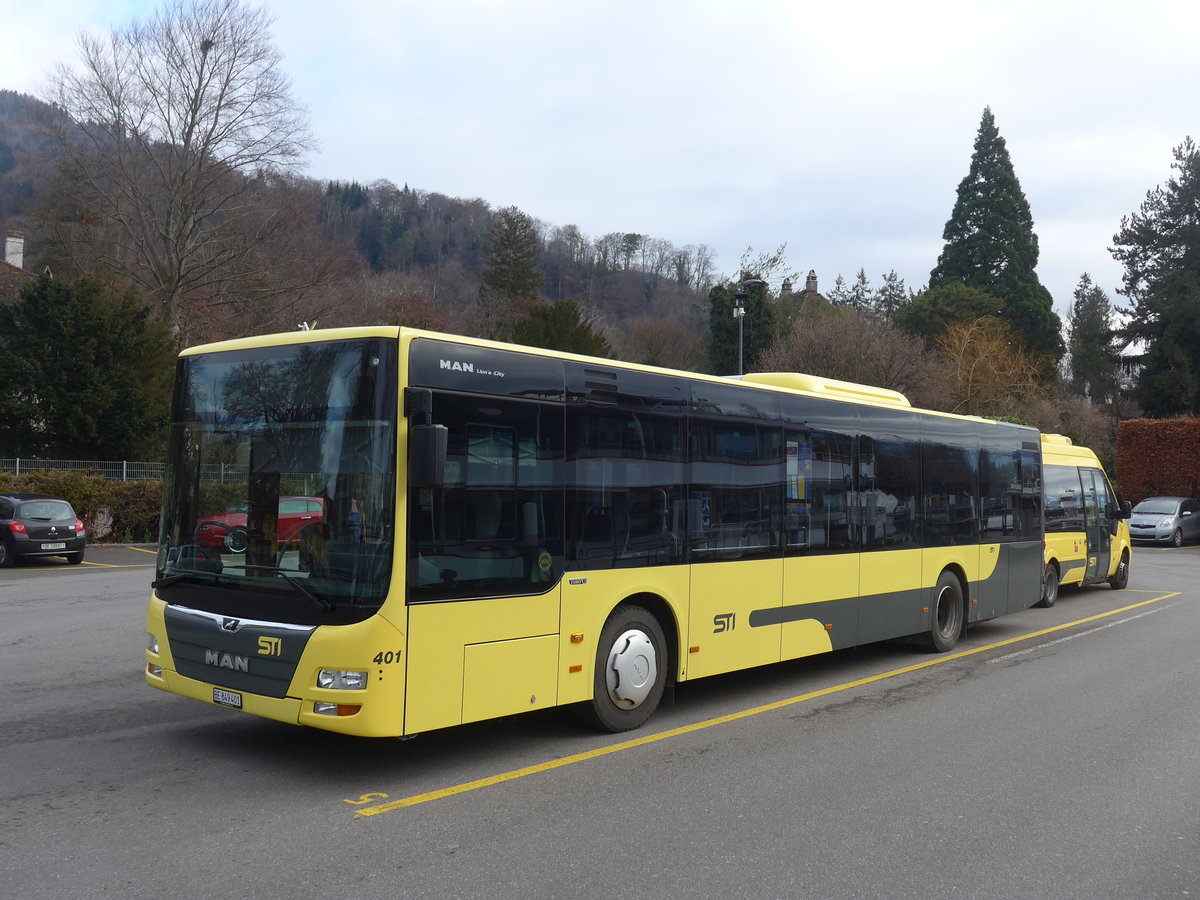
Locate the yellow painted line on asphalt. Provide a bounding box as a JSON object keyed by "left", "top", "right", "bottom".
{"left": 354, "top": 589, "right": 1181, "bottom": 819}
{"left": 80, "top": 561, "right": 155, "bottom": 569}
{"left": 3, "top": 559, "right": 155, "bottom": 572}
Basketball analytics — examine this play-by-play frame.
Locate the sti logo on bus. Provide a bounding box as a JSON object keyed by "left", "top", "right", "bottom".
{"left": 205, "top": 649, "right": 250, "bottom": 672}
{"left": 713, "top": 613, "right": 735, "bottom": 633}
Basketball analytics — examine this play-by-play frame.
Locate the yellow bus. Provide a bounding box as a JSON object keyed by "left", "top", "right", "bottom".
{"left": 146, "top": 327, "right": 1045, "bottom": 736}
{"left": 1039, "top": 433, "right": 1132, "bottom": 607}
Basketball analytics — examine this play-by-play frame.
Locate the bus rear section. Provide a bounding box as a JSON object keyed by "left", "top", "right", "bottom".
{"left": 1039, "top": 433, "right": 1132, "bottom": 607}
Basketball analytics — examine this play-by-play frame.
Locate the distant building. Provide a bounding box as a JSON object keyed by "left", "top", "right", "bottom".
{"left": 1118, "top": 338, "right": 1145, "bottom": 394}
{"left": 1, "top": 231, "right": 35, "bottom": 301}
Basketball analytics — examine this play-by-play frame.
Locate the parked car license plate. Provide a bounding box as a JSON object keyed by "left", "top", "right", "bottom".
{"left": 41, "top": 542, "right": 66, "bottom": 550}
{"left": 213, "top": 688, "right": 242, "bottom": 709}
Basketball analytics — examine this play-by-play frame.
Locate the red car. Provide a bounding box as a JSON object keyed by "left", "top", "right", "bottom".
{"left": 195, "top": 497, "right": 324, "bottom": 553}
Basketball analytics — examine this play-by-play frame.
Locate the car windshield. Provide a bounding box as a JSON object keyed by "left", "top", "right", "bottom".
{"left": 1133, "top": 499, "right": 1180, "bottom": 515}
{"left": 155, "top": 337, "right": 399, "bottom": 626}
{"left": 19, "top": 501, "right": 74, "bottom": 520}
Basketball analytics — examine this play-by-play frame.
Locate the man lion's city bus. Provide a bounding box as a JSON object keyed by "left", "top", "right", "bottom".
{"left": 146, "top": 326, "right": 1048, "bottom": 737}
{"left": 1039, "top": 433, "right": 1132, "bottom": 607}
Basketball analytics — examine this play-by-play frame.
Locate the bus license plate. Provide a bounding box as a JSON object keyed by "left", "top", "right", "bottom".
{"left": 42, "top": 542, "right": 66, "bottom": 550}
{"left": 213, "top": 688, "right": 242, "bottom": 709}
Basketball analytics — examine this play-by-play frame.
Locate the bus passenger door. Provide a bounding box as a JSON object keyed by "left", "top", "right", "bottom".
{"left": 779, "top": 429, "right": 860, "bottom": 655}
{"left": 1081, "top": 468, "right": 1111, "bottom": 582}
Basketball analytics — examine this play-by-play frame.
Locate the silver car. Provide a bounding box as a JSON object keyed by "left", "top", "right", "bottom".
{"left": 1128, "top": 496, "right": 1200, "bottom": 547}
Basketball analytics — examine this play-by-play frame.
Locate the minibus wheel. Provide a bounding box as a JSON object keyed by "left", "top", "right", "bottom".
{"left": 1108, "top": 552, "right": 1130, "bottom": 590}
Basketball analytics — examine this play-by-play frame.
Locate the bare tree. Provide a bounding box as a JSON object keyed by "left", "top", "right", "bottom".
{"left": 758, "top": 301, "right": 941, "bottom": 403}
{"left": 40, "top": 0, "right": 313, "bottom": 332}
{"left": 934, "top": 317, "right": 1043, "bottom": 417}
{"left": 620, "top": 318, "right": 702, "bottom": 370}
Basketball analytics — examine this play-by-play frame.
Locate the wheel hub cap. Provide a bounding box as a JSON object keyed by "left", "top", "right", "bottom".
{"left": 605, "top": 629, "right": 657, "bottom": 709}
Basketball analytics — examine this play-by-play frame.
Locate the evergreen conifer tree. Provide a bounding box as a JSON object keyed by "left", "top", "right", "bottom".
{"left": 510, "top": 300, "right": 612, "bottom": 357}
{"left": 930, "top": 107, "right": 1062, "bottom": 368}
{"left": 705, "top": 279, "right": 774, "bottom": 375}
{"left": 1066, "top": 274, "right": 1121, "bottom": 405}
{"left": 1111, "top": 138, "right": 1200, "bottom": 416}
{"left": 0, "top": 275, "right": 175, "bottom": 458}
{"left": 481, "top": 206, "right": 543, "bottom": 303}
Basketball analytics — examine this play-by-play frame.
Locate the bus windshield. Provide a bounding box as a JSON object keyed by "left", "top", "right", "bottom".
{"left": 155, "top": 337, "right": 398, "bottom": 625}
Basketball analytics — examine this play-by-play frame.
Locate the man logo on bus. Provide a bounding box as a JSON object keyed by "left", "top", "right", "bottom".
{"left": 205, "top": 649, "right": 249, "bottom": 672}
{"left": 440, "top": 359, "right": 474, "bottom": 373}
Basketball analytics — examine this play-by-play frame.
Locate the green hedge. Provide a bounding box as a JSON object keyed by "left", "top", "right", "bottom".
{"left": 0, "top": 471, "right": 161, "bottom": 543}
{"left": 1115, "top": 417, "right": 1200, "bottom": 505}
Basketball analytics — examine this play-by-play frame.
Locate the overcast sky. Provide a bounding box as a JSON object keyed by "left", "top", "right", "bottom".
{"left": 4, "top": 0, "right": 1198, "bottom": 316}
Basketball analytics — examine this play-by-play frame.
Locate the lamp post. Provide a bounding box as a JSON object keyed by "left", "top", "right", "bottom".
{"left": 733, "top": 278, "right": 767, "bottom": 376}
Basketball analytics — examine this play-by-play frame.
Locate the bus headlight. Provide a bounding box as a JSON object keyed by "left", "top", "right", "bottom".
{"left": 147, "top": 633, "right": 159, "bottom": 654}
{"left": 317, "top": 670, "right": 367, "bottom": 690}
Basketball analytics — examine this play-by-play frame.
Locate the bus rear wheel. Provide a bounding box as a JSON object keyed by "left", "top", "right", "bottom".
{"left": 1037, "top": 562, "right": 1059, "bottom": 608}
{"left": 578, "top": 605, "right": 667, "bottom": 733}
{"left": 927, "top": 571, "right": 964, "bottom": 652}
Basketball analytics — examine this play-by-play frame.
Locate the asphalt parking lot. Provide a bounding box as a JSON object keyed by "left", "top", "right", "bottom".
{"left": 3, "top": 542, "right": 158, "bottom": 574}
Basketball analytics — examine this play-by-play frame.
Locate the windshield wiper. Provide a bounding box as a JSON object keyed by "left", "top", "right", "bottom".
{"left": 153, "top": 572, "right": 198, "bottom": 589}
{"left": 224, "top": 563, "right": 336, "bottom": 613}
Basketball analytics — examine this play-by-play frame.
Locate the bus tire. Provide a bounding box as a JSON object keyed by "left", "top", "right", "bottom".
{"left": 1108, "top": 552, "right": 1130, "bottom": 590}
{"left": 1036, "top": 562, "right": 1059, "bottom": 608}
{"left": 927, "top": 571, "right": 964, "bottom": 652}
{"left": 578, "top": 605, "right": 667, "bottom": 733}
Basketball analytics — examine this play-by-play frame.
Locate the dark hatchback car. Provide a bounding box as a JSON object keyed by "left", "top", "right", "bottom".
{"left": 0, "top": 494, "right": 87, "bottom": 567}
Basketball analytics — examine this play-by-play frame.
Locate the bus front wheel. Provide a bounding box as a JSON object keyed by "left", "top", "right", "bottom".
{"left": 579, "top": 605, "right": 667, "bottom": 733}
{"left": 927, "top": 572, "right": 964, "bottom": 652}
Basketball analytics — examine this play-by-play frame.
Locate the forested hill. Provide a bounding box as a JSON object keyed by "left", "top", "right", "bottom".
{"left": 0, "top": 88, "right": 715, "bottom": 356}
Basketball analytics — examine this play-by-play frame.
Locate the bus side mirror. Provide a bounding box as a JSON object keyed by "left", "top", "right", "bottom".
{"left": 1120, "top": 501, "right": 1132, "bottom": 519}
{"left": 405, "top": 387, "right": 447, "bottom": 488}
{"left": 410, "top": 424, "right": 447, "bottom": 488}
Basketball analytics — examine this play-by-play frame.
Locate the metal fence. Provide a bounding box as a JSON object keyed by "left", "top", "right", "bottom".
{"left": 1, "top": 458, "right": 165, "bottom": 482}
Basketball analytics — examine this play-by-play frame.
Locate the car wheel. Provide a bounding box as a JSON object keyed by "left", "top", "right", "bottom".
{"left": 66, "top": 548, "right": 85, "bottom": 565}
{"left": 224, "top": 528, "right": 249, "bottom": 553}
{"left": 0, "top": 540, "right": 12, "bottom": 568}
{"left": 1171, "top": 528, "right": 1183, "bottom": 548}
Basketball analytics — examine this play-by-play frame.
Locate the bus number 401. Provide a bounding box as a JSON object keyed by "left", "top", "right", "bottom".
{"left": 373, "top": 650, "right": 402, "bottom": 665}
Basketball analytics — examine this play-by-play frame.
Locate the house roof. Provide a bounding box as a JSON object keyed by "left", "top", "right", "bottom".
{"left": 0, "top": 258, "right": 34, "bottom": 302}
